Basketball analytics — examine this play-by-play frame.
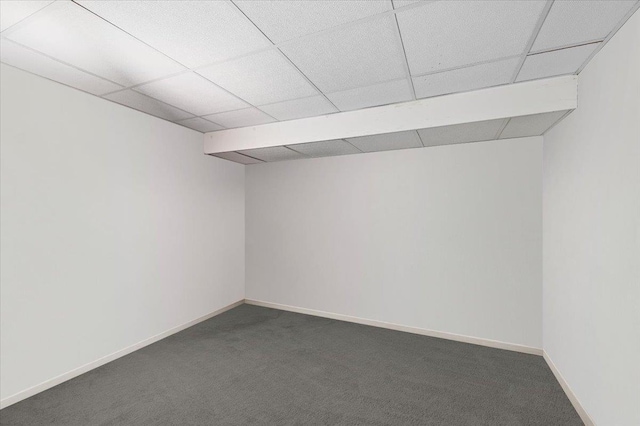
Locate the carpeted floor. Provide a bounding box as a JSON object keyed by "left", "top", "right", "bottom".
{"left": 0, "top": 304, "right": 582, "bottom": 425}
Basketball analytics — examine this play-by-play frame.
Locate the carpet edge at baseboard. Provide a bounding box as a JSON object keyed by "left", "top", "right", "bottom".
{"left": 244, "top": 299, "right": 543, "bottom": 356}
{"left": 0, "top": 299, "right": 244, "bottom": 410}
{"left": 543, "top": 351, "right": 596, "bottom": 426}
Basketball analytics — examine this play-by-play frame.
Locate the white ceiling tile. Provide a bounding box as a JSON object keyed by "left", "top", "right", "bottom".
{"left": 392, "top": 0, "right": 424, "bottom": 9}
{"left": 234, "top": 0, "right": 391, "bottom": 44}
{"left": 397, "top": 1, "right": 547, "bottom": 75}
{"left": 280, "top": 15, "right": 406, "bottom": 93}
{"left": 516, "top": 43, "right": 599, "bottom": 82}
{"left": 4, "top": 1, "right": 185, "bottom": 86}
{"left": 103, "top": 90, "right": 193, "bottom": 122}
{"left": 0, "top": 39, "right": 122, "bottom": 95}
{"left": 418, "top": 119, "right": 505, "bottom": 147}
{"left": 0, "top": 0, "right": 53, "bottom": 32}
{"left": 326, "top": 79, "right": 412, "bottom": 112}
{"left": 259, "top": 96, "right": 338, "bottom": 121}
{"left": 135, "top": 72, "right": 247, "bottom": 116}
{"left": 499, "top": 111, "right": 568, "bottom": 139}
{"left": 77, "top": 0, "right": 271, "bottom": 68}
{"left": 347, "top": 130, "right": 422, "bottom": 152}
{"left": 238, "top": 146, "right": 306, "bottom": 162}
{"left": 176, "top": 117, "right": 224, "bottom": 133}
{"left": 413, "top": 57, "right": 521, "bottom": 99}
{"left": 532, "top": 1, "right": 638, "bottom": 51}
{"left": 197, "top": 50, "right": 317, "bottom": 106}
{"left": 203, "top": 108, "right": 276, "bottom": 129}
{"left": 288, "top": 140, "right": 361, "bottom": 157}
{"left": 210, "top": 152, "right": 263, "bottom": 165}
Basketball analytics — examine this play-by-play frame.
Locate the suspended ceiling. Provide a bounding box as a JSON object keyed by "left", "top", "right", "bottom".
{"left": 1, "top": 1, "right": 637, "bottom": 128}
{"left": 0, "top": 0, "right": 637, "bottom": 163}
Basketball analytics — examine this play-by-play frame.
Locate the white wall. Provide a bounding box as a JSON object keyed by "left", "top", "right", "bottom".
{"left": 0, "top": 65, "right": 245, "bottom": 403}
{"left": 246, "top": 137, "right": 543, "bottom": 349}
{"left": 543, "top": 11, "right": 640, "bottom": 426}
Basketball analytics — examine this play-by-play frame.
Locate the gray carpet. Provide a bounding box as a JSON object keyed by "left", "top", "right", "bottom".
{"left": 0, "top": 304, "right": 582, "bottom": 425}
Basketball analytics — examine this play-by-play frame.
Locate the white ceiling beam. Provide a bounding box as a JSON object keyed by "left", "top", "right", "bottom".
{"left": 204, "top": 75, "right": 577, "bottom": 154}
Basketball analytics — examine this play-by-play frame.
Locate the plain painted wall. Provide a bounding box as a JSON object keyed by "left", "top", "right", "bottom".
{"left": 543, "top": 11, "right": 640, "bottom": 426}
{"left": 246, "top": 137, "right": 543, "bottom": 348}
{"left": 0, "top": 65, "right": 245, "bottom": 402}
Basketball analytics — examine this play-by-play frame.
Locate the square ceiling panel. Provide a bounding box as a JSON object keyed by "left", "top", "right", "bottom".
{"left": 77, "top": 0, "right": 271, "bottom": 69}
{"left": 197, "top": 50, "right": 317, "bottom": 106}
{"left": 532, "top": 1, "right": 638, "bottom": 51}
{"left": 280, "top": 15, "right": 406, "bottom": 93}
{"left": 4, "top": 1, "right": 185, "bottom": 87}
{"left": 210, "top": 152, "right": 264, "bottom": 165}
{"left": 176, "top": 117, "right": 224, "bottom": 133}
{"left": 234, "top": 0, "right": 391, "bottom": 44}
{"left": 238, "top": 146, "right": 306, "bottom": 162}
{"left": 397, "top": 0, "right": 547, "bottom": 75}
{"left": 288, "top": 139, "right": 361, "bottom": 157}
{"left": 135, "top": 72, "right": 247, "bottom": 116}
{"left": 259, "top": 96, "right": 338, "bottom": 121}
{"left": 347, "top": 130, "right": 423, "bottom": 152}
{"left": 0, "top": 0, "right": 53, "bottom": 32}
{"left": 418, "top": 119, "right": 505, "bottom": 147}
{"left": 516, "top": 43, "right": 599, "bottom": 82}
{"left": 103, "top": 90, "right": 193, "bottom": 122}
{"left": 413, "top": 57, "right": 521, "bottom": 99}
{"left": 499, "top": 111, "right": 568, "bottom": 139}
{"left": 203, "top": 108, "right": 276, "bottom": 129}
{"left": 326, "top": 79, "right": 413, "bottom": 112}
{"left": 1, "top": 39, "right": 122, "bottom": 96}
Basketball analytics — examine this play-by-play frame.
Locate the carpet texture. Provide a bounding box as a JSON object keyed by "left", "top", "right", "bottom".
{"left": 0, "top": 304, "right": 582, "bottom": 425}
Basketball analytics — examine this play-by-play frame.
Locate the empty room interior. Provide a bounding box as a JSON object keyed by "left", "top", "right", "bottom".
{"left": 1, "top": 0, "right": 639, "bottom": 425}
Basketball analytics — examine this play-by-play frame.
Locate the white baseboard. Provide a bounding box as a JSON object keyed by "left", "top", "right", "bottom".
{"left": 543, "top": 351, "right": 595, "bottom": 426}
{"left": 0, "top": 299, "right": 244, "bottom": 410}
{"left": 244, "top": 299, "right": 543, "bottom": 356}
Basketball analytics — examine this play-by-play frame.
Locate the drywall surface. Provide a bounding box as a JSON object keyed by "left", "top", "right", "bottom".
{"left": 246, "top": 137, "right": 543, "bottom": 348}
{"left": 543, "top": 11, "right": 640, "bottom": 426}
{"left": 0, "top": 65, "right": 245, "bottom": 403}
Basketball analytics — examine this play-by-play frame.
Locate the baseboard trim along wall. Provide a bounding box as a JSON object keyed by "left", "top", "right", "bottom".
{"left": 0, "top": 299, "right": 244, "bottom": 410}
{"left": 244, "top": 299, "right": 543, "bottom": 356}
{"left": 543, "top": 351, "right": 596, "bottom": 426}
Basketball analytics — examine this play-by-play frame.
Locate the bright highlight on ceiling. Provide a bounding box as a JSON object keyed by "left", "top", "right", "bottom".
{"left": 0, "top": 0, "right": 638, "bottom": 161}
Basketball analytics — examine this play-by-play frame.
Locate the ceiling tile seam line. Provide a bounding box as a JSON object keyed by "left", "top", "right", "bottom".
{"left": 0, "top": 0, "right": 57, "bottom": 35}
{"left": 227, "top": 0, "right": 340, "bottom": 111}
{"left": 229, "top": 0, "right": 433, "bottom": 53}
{"left": 393, "top": 13, "right": 417, "bottom": 100}
{"left": 90, "top": 0, "right": 434, "bottom": 91}
{"left": 177, "top": 116, "right": 227, "bottom": 129}
{"left": 510, "top": 0, "right": 554, "bottom": 84}
{"left": 283, "top": 145, "right": 310, "bottom": 158}
{"left": 70, "top": 0, "right": 190, "bottom": 71}
{"left": 1, "top": 38, "right": 126, "bottom": 91}
{"left": 98, "top": 69, "right": 193, "bottom": 97}
{"left": 410, "top": 54, "right": 522, "bottom": 79}
{"left": 575, "top": 2, "right": 640, "bottom": 74}
{"left": 415, "top": 130, "right": 426, "bottom": 148}
{"left": 494, "top": 119, "right": 510, "bottom": 139}
{"left": 272, "top": 49, "right": 341, "bottom": 111}
{"left": 181, "top": 71, "right": 280, "bottom": 121}
{"left": 343, "top": 139, "right": 364, "bottom": 153}
{"left": 224, "top": 152, "right": 265, "bottom": 163}
{"left": 528, "top": 39, "right": 605, "bottom": 55}
{"left": 236, "top": 152, "right": 265, "bottom": 163}
{"left": 108, "top": 89, "right": 200, "bottom": 122}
